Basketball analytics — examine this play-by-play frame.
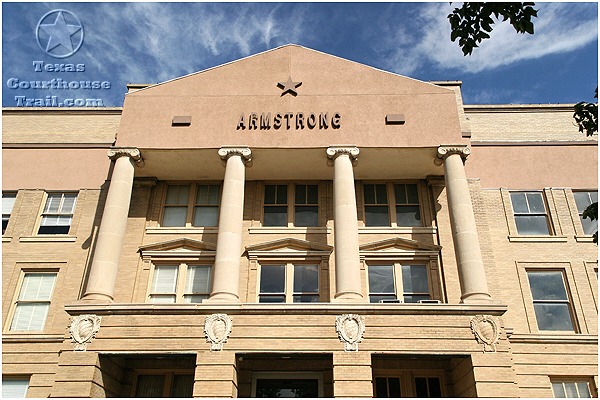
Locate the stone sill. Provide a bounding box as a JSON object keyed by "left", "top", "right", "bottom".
{"left": 65, "top": 302, "right": 508, "bottom": 317}
{"left": 146, "top": 227, "right": 218, "bottom": 234}
{"left": 575, "top": 236, "right": 596, "bottom": 243}
{"left": 2, "top": 333, "right": 64, "bottom": 343}
{"left": 2, "top": 236, "right": 11, "bottom": 242}
{"left": 249, "top": 227, "right": 331, "bottom": 234}
{"left": 508, "top": 235, "right": 568, "bottom": 243}
{"left": 359, "top": 227, "right": 437, "bottom": 234}
{"left": 19, "top": 235, "right": 77, "bottom": 242}
{"left": 509, "top": 333, "right": 598, "bottom": 344}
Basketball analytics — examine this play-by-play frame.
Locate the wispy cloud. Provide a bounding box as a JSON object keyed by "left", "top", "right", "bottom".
{"left": 379, "top": 2, "right": 598, "bottom": 75}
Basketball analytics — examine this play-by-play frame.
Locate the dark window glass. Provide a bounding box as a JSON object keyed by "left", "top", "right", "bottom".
{"left": 574, "top": 191, "right": 598, "bottom": 236}
{"left": 264, "top": 185, "right": 288, "bottom": 226}
{"left": 375, "top": 377, "right": 388, "bottom": 397}
{"left": 38, "top": 193, "right": 77, "bottom": 234}
{"left": 259, "top": 265, "right": 285, "bottom": 303}
{"left": 402, "top": 265, "right": 430, "bottom": 303}
{"left": 395, "top": 184, "right": 421, "bottom": 226}
{"left": 396, "top": 205, "right": 421, "bottom": 226}
{"left": 295, "top": 185, "right": 318, "bottom": 226}
{"left": 171, "top": 375, "right": 194, "bottom": 398}
{"left": 3, "top": 193, "right": 16, "bottom": 235}
{"left": 364, "top": 184, "right": 389, "bottom": 226}
{"left": 135, "top": 375, "right": 164, "bottom": 397}
{"left": 193, "top": 184, "right": 220, "bottom": 227}
{"left": 365, "top": 206, "right": 390, "bottom": 226}
{"left": 415, "top": 377, "right": 428, "bottom": 397}
{"left": 369, "top": 265, "right": 395, "bottom": 303}
{"left": 414, "top": 377, "right": 441, "bottom": 398}
{"left": 510, "top": 192, "right": 550, "bottom": 235}
{"left": 388, "top": 378, "right": 401, "bottom": 397}
{"left": 264, "top": 206, "right": 288, "bottom": 226}
{"left": 293, "top": 264, "right": 319, "bottom": 302}
{"left": 527, "top": 271, "right": 574, "bottom": 331}
{"left": 255, "top": 379, "right": 318, "bottom": 398}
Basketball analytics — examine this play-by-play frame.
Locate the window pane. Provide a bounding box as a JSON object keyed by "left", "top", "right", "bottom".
{"left": 564, "top": 382, "right": 578, "bottom": 398}
{"left": 2, "top": 379, "right": 29, "bottom": 398}
{"left": 196, "top": 184, "right": 209, "bottom": 204}
{"left": 415, "top": 377, "right": 428, "bottom": 397}
{"left": 2, "top": 193, "right": 16, "bottom": 214}
{"left": 260, "top": 265, "right": 285, "bottom": 293}
{"left": 135, "top": 374, "right": 164, "bottom": 397}
{"left": 193, "top": 206, "right": 218, "bottom": 227}
{"left": 264, "top": 185, "right": 276, "bottom": 204}
{"left": 264, "top": 206, "right": 287, "bottom": 226}
{"left": 515, "top": 215, "right": 549, "bottom": 235}
{"left": 402, "top": 265, "right": 429, "bottom": 294}
{"left": 396, "top": 205, "right": 421, "bottom": 226}
{"left": 255, "top": 378, "right": 318, "bottom": 398}
{"left": 171, "top": 374, "right": 194, "bottom": 398}
{"left": 294, "top": 265, "right": 319, "bottom": 293}
{"left": 577, "top": 382, "right": 591, "bottom": 398}
{"left": 151, "top": 266, "right": 178, "bottom": 294}
{"left": 61, "top": 194, "right": 77, "bottom": 213}
{"left": 510, "top": 192, "right": 529, "bottom": 213}
{"left": 394, "top": 184, "right": 407, "bottom": 204}
{"left": 184, "top": 294, "right": 209, "bottom": 303}
{"left": 44, "top": 194, "right": 62, "bottom": 213}
{"left": 207, "top": 185, "right": 220, "bottom": 205}
{"left": 19, "top": 273, "right": 56, "bottom": 301}
{"left": 406, "top": 184, "right": 419, "bottom": 204}
{"left": 533, "top": 303, "right": 574, "bottom": 331}
{"left": 259, "top": 295, "right": 285, "bottom": 303}
{"left": 149, "top": 294, "right": 176, "bottom": 303}
{"left": 369, "top": 265, "right": 395, "bottom": 294}
{"left": 295, "top": 184, "right": 307, "bottom": 204}
{"left": 527, "top": 192, "right": 546, "bottom": 213}
{"left": 38, "top": 225, "right": 70, "bottom": 234}
{"left": 404, "top": 294, "right": 431, "bottom": 303}
{"left": 552, "top": 382, "right": 566, "bottom": 398}
{"left": 388, "top": 377, "right": 401, "bottom": 398}
{"left": 186, "top": 265, "right": 211, "bottom": 294}
{"left": 163, "top": 207, "right": 187, "bottom": 227}
{"left": 11, "top": 303, "right": 50, "bottom": 331}
{"left": 365, "top": 206, "right": 389, "bottom": 226}
{"left": 428, "top": 378, "right": 441, "bottom": 397}
{"left": 364, "top": 184, "right": 376, "bottom": 204}
{"left": 528, "top": 272, "right": 568, "bottom": 301}
{"left": 574, "top": 192, "right": 592, "bottom": 213}
{"left": 375, "top": 377, "right": 388, "bottom": 397}
{"left": 581, "top": 217, "right": 597, "bottom": 236}
{"left": 165, "top": 185, "right": 189, "bottom": 205}
{"left": 370, "top": 294, "right": 397, "bottom": 303}
{"left": 295, "top": 206, "right": 318, "bottom": 227}
{"left": 293, "top": 295, "right": 319, "bottom": 303}
{"left": 375, "top": 184, "right": 388, "bottom": 204}
{"left": 276, "top": 185, "right": 287, "bottom": 204}
{"left": 307, "top": 185, "right": 318, "bottom": 204}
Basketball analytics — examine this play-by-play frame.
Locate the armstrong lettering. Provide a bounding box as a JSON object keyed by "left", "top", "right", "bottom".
{"left": 237, "top": 112, "right": 341, "bottom": 130}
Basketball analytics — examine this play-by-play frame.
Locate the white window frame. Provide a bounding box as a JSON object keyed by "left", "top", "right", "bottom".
{"left": 361, "top": 182, "right": 423, "bottom": 228}
{"left": 2, "top": 377, "right": 30, "bottom": 398}
{"left": 6, "top": 271, "right": 58, "bottom": 332}
{"left": 509, "top": 190, "right": 551, "bottom": 235}
{"left": 37, "top": 192, "right": 77, "bottom": 235}
{"left": 251, "top": 371, "right": 324, "bottom": 398}
{"left": 551, "top": 378, "right": 595, "bottom": 398}
{"left": 160, "top": 182, "right": 222, "bottom": 228}
{"left": 147, "top": 263, "right": 212, "bottom": 303}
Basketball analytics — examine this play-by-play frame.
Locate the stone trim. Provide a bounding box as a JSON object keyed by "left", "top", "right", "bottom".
{"left": 2, "top": 333, "right": 64, "bottom": 343}
{"left": 19, "top": 235, "right": 77, "bottom": 242}
{"left": 508, "top": 235, "right": 568, "bottom": 242}
{"left": 358, "top": 226, "right": 437, "bottom": 234}
{"left": 248, "top": 226, "right": 331, "bottom": 234}
{"left": 107, "top": 147, "right": 144, "bottom": 167}
{"left": 326, "top": 146, "right": 359, "bottom": 166}
{"left": 218, "top": 146, "right": 252, "bottom": 165}
{"left": 508, "top": 334, "right": 598, "bottom": 344}
{"left": 434, "top": 145, "right": 470, "bottom": 165}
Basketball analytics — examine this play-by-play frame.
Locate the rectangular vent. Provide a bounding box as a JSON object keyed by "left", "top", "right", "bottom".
{"left": 379, "top": 299, "right": 402, "bottom": 303}
{"left": 172, "top": 116, "right": 191, "bottom": 126}
{"left": 385, "top": 114, "right": 405, "bottom": 125}
{"left": 417, "top": 299, "right": 442, "bottom": 304}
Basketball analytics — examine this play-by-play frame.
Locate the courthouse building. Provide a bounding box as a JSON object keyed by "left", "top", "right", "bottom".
{"left": 2, "top": 45, "right": 598, "bottom": 398}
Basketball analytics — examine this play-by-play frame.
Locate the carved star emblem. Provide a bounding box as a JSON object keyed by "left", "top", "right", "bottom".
{"left": 40, "top": 11, "right": 82, "bottom": 53}
{"left": 277, "top": 76, "right": 302, "bottom": 96}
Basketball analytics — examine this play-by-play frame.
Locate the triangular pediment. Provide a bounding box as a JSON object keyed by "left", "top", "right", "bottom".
{"left": 360, "top": 237, "right": 441, "bottom": 252}
{"left": 139, "top": 238, "right": 216, "bottom": 254}
{"left": 246, "top": 238, "right": 333, "bottom": 256}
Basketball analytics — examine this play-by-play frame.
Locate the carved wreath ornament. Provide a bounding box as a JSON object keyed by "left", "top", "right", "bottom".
{"left": 204, "top": 314, "right": 232, "bottom": 351}
{"left": 70, "top": 314, "right": 101, "bottom": 351}
{"left": 336, "top": 314, "right": 365, "bottom": 351}
{"left": 470, "top": 315, "right": 500, "bottom": 353}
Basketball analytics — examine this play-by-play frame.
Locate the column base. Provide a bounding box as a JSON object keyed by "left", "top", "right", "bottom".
{"left": 76, "top": 293, "right": 114, "bottom": 304}
{"left": 332, "top": 292, "right": 366, "bottom": 303}
{"left": 204, "top": 292, "right": 241, "bottom": 304}
{"left": 460, "top": 292, "right": 501, "bottom": 305}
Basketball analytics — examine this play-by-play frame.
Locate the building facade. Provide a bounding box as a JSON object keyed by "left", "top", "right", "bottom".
{"left": 2, "top": 45, "right": 598, "bottom": 398}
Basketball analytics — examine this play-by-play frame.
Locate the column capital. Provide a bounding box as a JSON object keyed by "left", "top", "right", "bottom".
{"left": 326, "top": 146, "right": 359, "bottom": 166}
{"left": 218, "top": 146, "right": 252, "bottom": 166}
{"left": 434, "top": 145, "right": 471, "bottom": 166}
{"left": 107, "top": 147, "right": 144, "bottom": 167}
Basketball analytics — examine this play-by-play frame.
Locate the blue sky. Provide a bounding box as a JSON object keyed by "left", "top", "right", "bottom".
{"left": 2, "top": 2, "right": 598, "bottom": 108}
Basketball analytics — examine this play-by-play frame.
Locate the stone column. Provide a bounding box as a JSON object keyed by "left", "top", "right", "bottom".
{"left": 435, "top": 146, "right": 493, "bottom": 303}
{"left": 81, "top": 148, "right": 143, "bottom": 302}
{"left": 327, "top": 146, "right": 364, "bottom": 302}
{"left": 207, "top": 147, "right": 252, "bottom": 303}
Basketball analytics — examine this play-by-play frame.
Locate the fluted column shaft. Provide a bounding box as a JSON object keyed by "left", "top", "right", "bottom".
{"left": 207, "top": 147, "right": 251, "bottom": 303}
{"left": 436, "top": 146, "right": 493, "bottom": 303}
{"left": 327, "top": 146, "right": 364, "bottom": 302}
{"left": 81, "top": 148, "right": 143, "bottom": 302}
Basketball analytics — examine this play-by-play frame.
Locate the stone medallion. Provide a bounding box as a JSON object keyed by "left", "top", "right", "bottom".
{"left": 470, "top": 315, "right": 500, "bottom": 353}
{"left": 70, "top": 314, "right": 101, "bottom": 352}
{"left": 204, "top": 314, "right": 232, "bottom": 351}
{"left": 336, "top": 314, "right": 365, "bottom": 352}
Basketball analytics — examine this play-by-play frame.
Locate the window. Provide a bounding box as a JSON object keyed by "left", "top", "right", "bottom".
{"left": 414, "top": 377, "right": 442, "bottom": 398}
{"left": 374, "top": 377, "right": 402, "bottom": 397}
{"left": 510, "top": 191, "right": 550, "bottom": 235}
{"left": 573, "top": 191, "right": 598, "bottom": 236}
{"left": 162, "top": 184, "right": 220, "bottom": 227}
{"left": 363, "top": 183, "right": 421, "bottom": 227}
{"left": 374, "top": 374, "right": 442, "bottom": 398}
{"left": 252, "top": 372, "right": 324, "bottom": 398}
{"left": 10, "top": 272, "right": 57, "bottom": 331}
{"left": 2, "top": 378, "right": 29, "bottom": 398}
{"left": 527, "top": 271, "right": 574, "bottom": 331}
{"left": 263, "top": 184, "right": 319, "bottom": 227}
{"left": 368, "top": 264, "right": 430, "bottom": 303}
{"left": 259, "top": 263, "right": 319, "bottom": 303}
{"left": 552, "top": 380, "right": 592, "bottom": 398}
{"left": 134, "top": 372, "right": 194, "bottom": 397}
{"left": 38, "top": 193, "right": 76, "bottom": 234}
{"left": 2, "top": 193, "right": 16, "bottom": 234}
{"left": 149, "top": 264, "right": 211, "bottom": 303}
